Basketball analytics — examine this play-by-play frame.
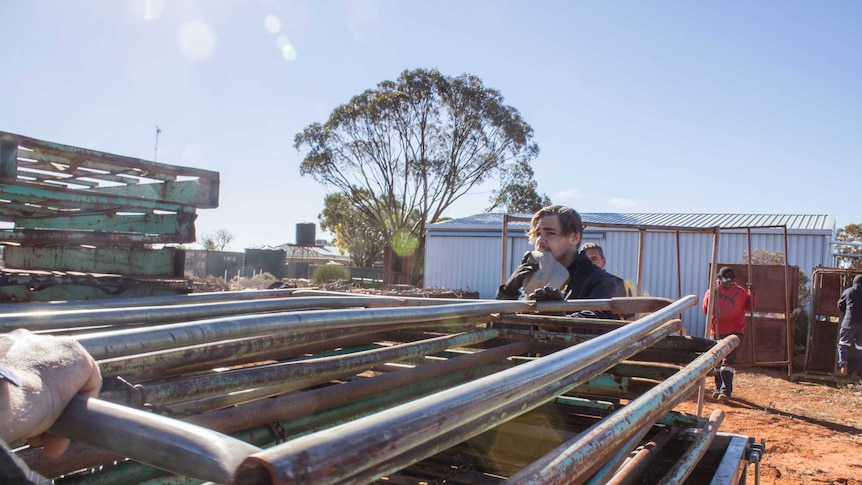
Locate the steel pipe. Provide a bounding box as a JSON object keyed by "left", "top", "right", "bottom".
{"left": 298, "top": 291, "right": 674, "bottom": 316}
{"left": 27, "top": 342, "right": 530, "bottom": 478}
{"left": 133, "top": 330, "right": 498, "bottom": 411}
{"left": 76, "top": 300, "right": 534, "bottom": 360}
{"left": 97, "top": 330, "right": 388, "bottom": 381}
{"left": 0, "top": 294, "right": 413, "bottom": 332}
{"left": 585, "top": 421, "right": 656, "bottom": 484}
{"left": 604, "top": 426, "right": 677, "bottom": 485}
{"left": 233, "top": 296, "right": 695, "bottom": 484}
{"left": 0, "top": 288, "right": 298, "bottom": 313}
{"left": 187, "top": 340, "right": 531, "bottom": 434}
{"left": 324, "top": 319, "right": 684, "bottom": 485}
{"left": 506, "top": 334, "right": 739, "bottom": 484}
{"left": 49, "top": 396, "right": 261, "bottom": 484}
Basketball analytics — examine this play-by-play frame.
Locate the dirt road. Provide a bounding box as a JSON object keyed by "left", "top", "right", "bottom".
{"left": 675, "top": 367, "right": 862, "bottom": 484}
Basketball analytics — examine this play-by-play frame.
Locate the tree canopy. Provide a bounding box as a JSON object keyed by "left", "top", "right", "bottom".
{"left": 201, "top": 229, "right": 234, "bottom": 251}
{"left": 295, "top": 68, "right": 540, "bottom": 280}
{"left": 487, "top": 159, "right": 551, "bottom": 213}
{"left": 319, "top": 192, "right": 387, "bottom": 267}
{"left": 835, "top": 223, "right": 862, "bottom": 269}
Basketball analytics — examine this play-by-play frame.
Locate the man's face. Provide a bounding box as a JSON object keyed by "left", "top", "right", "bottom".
{"left": 533, "top": 215, "right": 580, "bottom": 266}
{"left": 585, "top": 248, "right": 606, "bottom": 269}
{"left": 719, "top": 277, "right": 734, "bottom": 289}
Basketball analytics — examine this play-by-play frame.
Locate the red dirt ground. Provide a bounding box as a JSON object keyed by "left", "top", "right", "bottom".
{"left": 675, "top": 367, "right": 862, "bottom": 484}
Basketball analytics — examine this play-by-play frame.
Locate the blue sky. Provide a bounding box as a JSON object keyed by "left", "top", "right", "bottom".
{"left": 2, "top": 1, "right": 860, "bottom": 251}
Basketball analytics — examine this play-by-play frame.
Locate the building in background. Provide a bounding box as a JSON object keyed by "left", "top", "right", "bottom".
{"left": 424, "top": 212, "right": 835, "bottom": 337}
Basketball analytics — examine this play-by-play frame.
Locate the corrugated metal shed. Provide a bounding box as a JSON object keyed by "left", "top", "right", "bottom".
{"left": 425, "top": 212, "right": 836, "bottom": 337}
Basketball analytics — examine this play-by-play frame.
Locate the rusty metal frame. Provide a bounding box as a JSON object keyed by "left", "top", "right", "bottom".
{"left": 2, "top": 291, "right": 760, "bottom": 484}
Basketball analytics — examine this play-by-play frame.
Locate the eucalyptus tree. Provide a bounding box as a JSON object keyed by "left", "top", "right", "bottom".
{"left": 295, "top": 68, "right": 540, "bottom": 282}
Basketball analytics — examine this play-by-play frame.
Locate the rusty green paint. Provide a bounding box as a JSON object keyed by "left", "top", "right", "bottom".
{"left": 5, "top": 246, "right": 184, "bottom": 277}
{"left": 14, "top": 212, "right": 196, "bottom": 240}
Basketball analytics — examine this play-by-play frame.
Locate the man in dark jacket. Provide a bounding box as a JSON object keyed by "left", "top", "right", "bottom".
{"left": 496, "top": 205, "right": 624, "bottom": 319}
{"left": 836, "top": 274, "right": 862, "bottom": 377}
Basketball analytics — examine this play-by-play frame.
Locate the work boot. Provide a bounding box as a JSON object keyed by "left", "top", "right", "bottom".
{"left": 836, "top": 363, "right": 848, "bottom": 377}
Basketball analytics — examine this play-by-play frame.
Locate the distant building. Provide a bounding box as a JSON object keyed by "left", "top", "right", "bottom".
{"left": 424, "top": 212, "right": 836, "bottom": 337}
{"left": 185, "top": 250, "right": 244, "bottom": 279}
{"left": 274, "top": 242, "right": 351, "bottom": 265}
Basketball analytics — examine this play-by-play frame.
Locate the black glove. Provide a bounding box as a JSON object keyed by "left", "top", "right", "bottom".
{"left": 529, "top": 286, "right": 566, "bottom": 301}
{"left": 502, "top": 252, "right": 538, "bottom": 295}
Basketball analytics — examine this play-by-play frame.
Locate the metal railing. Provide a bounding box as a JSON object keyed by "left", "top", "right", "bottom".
{"left": 4, "top": 291, "right": 753, "bottom": 484}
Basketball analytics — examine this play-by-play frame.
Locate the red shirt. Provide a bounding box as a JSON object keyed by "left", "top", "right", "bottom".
{"left": 702, "top": 283, "right": 754, "bottom": 335}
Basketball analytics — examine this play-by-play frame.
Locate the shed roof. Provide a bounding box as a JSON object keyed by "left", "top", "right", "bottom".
{"left": 430, "top": 212, "right": 836, "bottom": 234}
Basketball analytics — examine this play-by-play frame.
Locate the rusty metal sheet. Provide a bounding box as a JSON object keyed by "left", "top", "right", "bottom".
{"left": 714, "top": 263, "right": 798, "bottom": 313}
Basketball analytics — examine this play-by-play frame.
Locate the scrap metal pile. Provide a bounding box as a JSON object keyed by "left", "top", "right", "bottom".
{"left": 4, "top": 290, "right": 762, "bottom": 484}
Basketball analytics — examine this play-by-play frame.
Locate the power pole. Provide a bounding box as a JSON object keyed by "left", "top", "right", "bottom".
{"left": 154, "top": 125, "right": 162, "bottom": 162}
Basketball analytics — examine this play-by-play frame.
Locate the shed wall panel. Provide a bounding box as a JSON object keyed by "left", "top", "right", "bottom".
{"left": 425, "top": 218, "right": 832, "bottom": 337}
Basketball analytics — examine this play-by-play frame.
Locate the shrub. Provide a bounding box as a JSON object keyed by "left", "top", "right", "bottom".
{"left": 230, "top": 272, "right": 277, "bottom": 290}
{"left": 312, "top": 264, "right": 350, "bottom": 284}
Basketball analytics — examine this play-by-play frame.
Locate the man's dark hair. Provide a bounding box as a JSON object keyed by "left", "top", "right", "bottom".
{"left": 580, "top": 242, "right": 604, "bottom": 258}
{"left": 527, "top": 205, "right": 583, "bottom": 241}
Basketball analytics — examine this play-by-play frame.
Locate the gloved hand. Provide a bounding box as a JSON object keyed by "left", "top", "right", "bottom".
{"left": 502, "top": 252, "right": 538, "bottom": 294}
{"left": 529, "top": 286, "right": 566, "bottom": 301}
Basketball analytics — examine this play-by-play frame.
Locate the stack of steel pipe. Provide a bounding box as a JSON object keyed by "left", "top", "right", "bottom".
{"left": 2, "top": 290, "right": 742, "bottom": 484}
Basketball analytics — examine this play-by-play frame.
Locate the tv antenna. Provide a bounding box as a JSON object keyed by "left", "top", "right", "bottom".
{"left": 154, "top": 125, "right": 162, "bottom": 162}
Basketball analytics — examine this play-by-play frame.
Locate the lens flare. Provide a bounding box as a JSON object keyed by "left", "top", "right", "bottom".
{"left": 276, "top": 35, "right": 298, "bottom": 61}
{"left": 264, "top": 15, "right": 282, "bottom": 34}
{"left": 178, "top": 20, "right": 217, "bottom": 61}
{"left": 144, "top": 0, "right": 166, "bottom": 20}
{"left": 391, "top": 229, "right": 418, "bottom": 257}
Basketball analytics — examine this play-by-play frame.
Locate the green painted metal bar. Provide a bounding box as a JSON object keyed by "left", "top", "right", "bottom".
{"left": 91, "top": 179, "right": 218, "bottom": 208}
{"left": 656, "top": 409, "right": 725, "bottom": 485}
{"left": 0, "top": 227, "right": 191, "bottom": 244}
{"left": 15, "top": 213, "right": 195, "bottom": 239}
{"left": 584, "top": 421, "right": 655, "bottom": 485}
{"left": 0, "top": 182, "right": 187, "bottom": 213}
{"left": 5, "top": 246, "right": 183, "bottom": 277}
{"left": 0, "top": 140, "right": 18, "bottom": 179}
{"left": 0, "top": 131, "right": 217, "bottom": 179}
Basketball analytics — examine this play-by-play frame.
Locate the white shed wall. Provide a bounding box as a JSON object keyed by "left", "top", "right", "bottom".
{"left": 425, "top": 226, "right": 831, "bottom": 337}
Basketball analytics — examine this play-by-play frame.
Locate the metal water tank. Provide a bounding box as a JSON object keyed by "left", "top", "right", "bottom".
{"left": 296, "top": 223, "right": 316, "bottom": 246}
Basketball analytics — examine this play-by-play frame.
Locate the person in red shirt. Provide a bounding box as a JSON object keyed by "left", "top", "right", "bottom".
{"left": 702, "top": 266, "right": 754, "bottom": 401}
